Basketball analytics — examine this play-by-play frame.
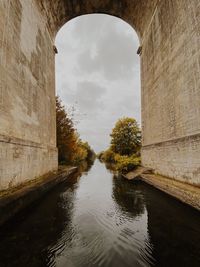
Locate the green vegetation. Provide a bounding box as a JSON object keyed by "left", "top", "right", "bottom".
{"left": 98, "top": 117, "right": 141, "bottom": 174}
{"left": 72, "top": 140, "right": 96, "bottom": 165}
{"left": 110, "top": 117, "right": 141, "bottom": 155}
{"left": 56, "top": 96, "right": 95, "bottom": 166}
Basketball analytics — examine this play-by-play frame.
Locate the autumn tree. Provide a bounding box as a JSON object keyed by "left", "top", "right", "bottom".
{"left": 56, "top": 96, "right": 77, "bottom": 163}
{"left": 56, "top": 96, "right": 95, "bottom": 165}
{"left": 110, "top": 117, "right": 141, "bottom": 156}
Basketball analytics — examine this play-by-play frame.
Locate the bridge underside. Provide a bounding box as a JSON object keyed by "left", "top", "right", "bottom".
{"left": 0, "top": 0, "right": 199, "bottom": 190}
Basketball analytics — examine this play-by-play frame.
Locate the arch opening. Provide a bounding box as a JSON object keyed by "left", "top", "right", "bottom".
{"left": 55, "top": 14, "right": 141, "bottom": 153}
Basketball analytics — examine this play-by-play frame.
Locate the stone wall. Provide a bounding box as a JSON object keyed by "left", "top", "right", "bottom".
{"left": 141, "top": 0, "right": 200, "bottom": 185}
{"left": 0, "top": 0, "right": 58, "bottom": 190}
{"left": 142, "top": 134, "right": 200, "bottom": 186}
{"left": 0, "top": 135, "right": 57, "bottom": 190}
{"left": 0, "top": 0, "right": 199, "bottom": 190}
{"left": 141, "top": 0, "right": 200, "bottom": 145}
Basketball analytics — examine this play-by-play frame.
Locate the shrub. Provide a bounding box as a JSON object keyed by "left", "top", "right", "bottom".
{"left": 101, "top": 149, "right": 116, "bottom": 163}
{"left": 97, "top": 151, "right": 104, "bottom": 161}
{"left": 115, "top": 155, "right": 141, "bottom": 174}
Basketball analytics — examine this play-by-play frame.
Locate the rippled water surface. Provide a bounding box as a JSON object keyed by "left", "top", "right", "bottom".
{"left": 1, "top": 160, "right": 200, "bottom": 267}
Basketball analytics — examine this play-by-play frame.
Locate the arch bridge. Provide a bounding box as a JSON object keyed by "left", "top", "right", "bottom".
{"left": 0, "top": 0, "right": 199, "bottom": 190}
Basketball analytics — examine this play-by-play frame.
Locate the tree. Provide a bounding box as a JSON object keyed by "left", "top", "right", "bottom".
{"left": 56, "top": 96, "right": 95, "bottom": 165}
{"left": 56, "top": 96, "right": 77, "bottom": 163}
{"left": 73, "top": 140, "right": 96, "bottom": 163}
{"left": 110, "top": 117, "right": 141, "bottom": 156}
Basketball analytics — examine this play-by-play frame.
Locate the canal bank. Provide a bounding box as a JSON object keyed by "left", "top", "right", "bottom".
{"left": 122, "top": 167, "right": 200, "bottom": 211}
{"left": 0, "top": 160, "right": 200, "bottom": 267}
{"left": 0, "top": 166, "right": 77, "bottom": 226}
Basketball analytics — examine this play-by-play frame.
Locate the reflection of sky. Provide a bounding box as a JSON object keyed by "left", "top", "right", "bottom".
{"left": 55, "top": 161, "right": 153, "bottom": 267}
{"left": 56, "top": 14, "right": 141, "bottom": 153}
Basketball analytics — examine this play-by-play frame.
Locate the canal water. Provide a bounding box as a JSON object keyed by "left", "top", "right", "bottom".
{"left": 0, "top": 160, "right": 200, "bottom": 267}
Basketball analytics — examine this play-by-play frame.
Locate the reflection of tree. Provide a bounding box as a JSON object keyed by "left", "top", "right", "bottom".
{"left": 0, "top": 172, "right": 81, "bottom": 267}
{"left": 143, "top": 185, "right": 200, "bottom": 267}
{"left": 104, "top": 161, "right": 117, "bottom": 173}
{"left": 76, "top": 158, "right": 95, "bottom": 175}
{"left": 112, "top": 178, "right": 200, "bottom": 266}
{"left": 112, "top": 175, "right": 145, "bottom": 217}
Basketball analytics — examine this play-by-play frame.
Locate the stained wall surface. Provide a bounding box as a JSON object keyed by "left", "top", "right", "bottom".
{"left": 0, "top": 0, "right": 58, "bottom": 189}
{"left": 141, "top": 0, "right": 200, "bottom": 185}
{"left": 0, "top": 0, "right": 199, "bottom": 190}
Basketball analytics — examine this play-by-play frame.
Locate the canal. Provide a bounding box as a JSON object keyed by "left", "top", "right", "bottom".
{"left": 0, "top": 160, "right": 200, "bottom": 267}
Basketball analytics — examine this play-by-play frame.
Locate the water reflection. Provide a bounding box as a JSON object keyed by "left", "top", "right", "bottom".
{"left": 143, "top": 184, "right": 200, "bottom": 266}
{"left": 0, "top": 173, "right": 79, "bottom": 267}
{"left": 0, "top": 160, "right": 200, "bottom": 267}
{"left": 76, "top": 158, "right": 95, "bottom": 174}
{"left": 112, "top": 175, "right": 145, "bottom": 217}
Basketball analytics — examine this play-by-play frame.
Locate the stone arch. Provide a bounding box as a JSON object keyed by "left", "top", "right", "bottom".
{"left": 0, "top": 0, "right": 199, "bottom": 191}
{"left": 37, "top": 0, "right": 158, "bottom": 42}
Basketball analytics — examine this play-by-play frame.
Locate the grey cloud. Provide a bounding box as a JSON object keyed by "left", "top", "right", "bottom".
{"left": 73, "top": 15, "right": 139, "bottom": 80}
{"left": 73, "top": 81, "right": 107, "bottom": 111}
{"left": 58, "top": 83, "right": 76, "bottom": 103}
{"left": 71, "top": 14, "right": 111, "bottom": 42}
{"left": 55, "top": 14, "right": 141, "bottom": 152}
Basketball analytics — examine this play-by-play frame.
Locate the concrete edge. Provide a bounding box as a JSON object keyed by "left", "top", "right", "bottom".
{"left": 0, "top": 167, "right": 78, "bottom": 226}
{"left": 140, "top": 174, "right": 200, "bottom": 211}
{"left": 122, "top": 168, "right": 200, "bottom": 211}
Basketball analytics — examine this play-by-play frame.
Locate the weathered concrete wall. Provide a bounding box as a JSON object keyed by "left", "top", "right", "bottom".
{"left": 142, "top": 134, "right": 200, "bottom": 185}
{"left": 141, "top": 0, "right": 200, "bottom": 185}
{"left": 0, "top": 0, "right": 58, "bottom": 190}
{"left": 0, "top": 0, "right": 199, "bottom": 190}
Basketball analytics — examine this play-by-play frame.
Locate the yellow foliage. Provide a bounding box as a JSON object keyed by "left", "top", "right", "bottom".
{"left": 56, "top": 96, "right": 95, "bottom": 165}
{"left": 99, "top": 149, "right": 140, "bottom": 174}
{"left": 115, "top": 155, "right": 141, "bottom": 173}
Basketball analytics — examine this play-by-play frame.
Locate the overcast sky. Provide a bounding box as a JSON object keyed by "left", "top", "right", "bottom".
{"left": 55, "top": 14, "right": 141, "bottom": 153}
